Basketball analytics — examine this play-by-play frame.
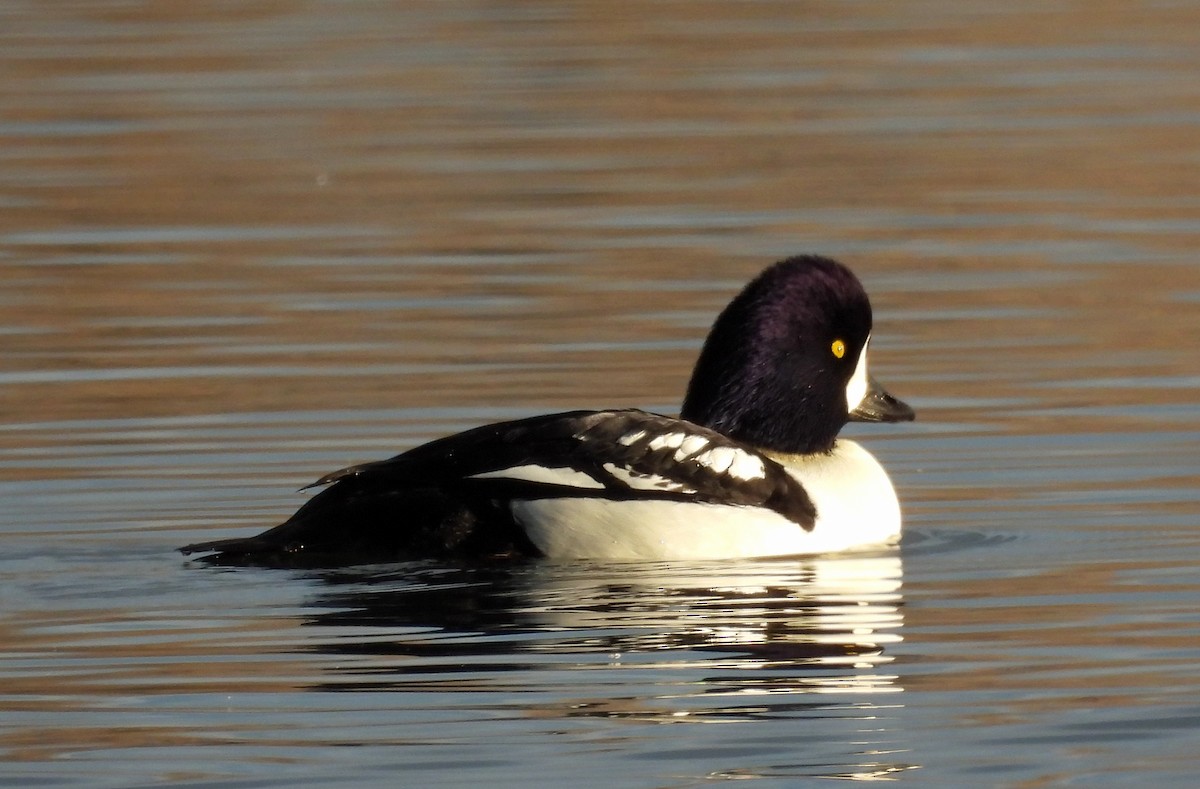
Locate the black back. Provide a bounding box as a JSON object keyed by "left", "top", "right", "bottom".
{"left": 181, "top": 409, "right": 816, "bottom": 565}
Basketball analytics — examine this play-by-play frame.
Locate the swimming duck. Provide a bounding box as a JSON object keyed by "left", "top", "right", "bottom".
{"left": 180, "top": 255, "right": 914, "bottom": 565}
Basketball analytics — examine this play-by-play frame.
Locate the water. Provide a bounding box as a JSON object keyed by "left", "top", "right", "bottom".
{"left": 2, "top": 1, "right": 1199, "bottom": 786}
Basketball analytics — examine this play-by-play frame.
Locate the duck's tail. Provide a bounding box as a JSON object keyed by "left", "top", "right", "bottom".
{"left": 179, "top": 484, "right": 536, "bottom": 567}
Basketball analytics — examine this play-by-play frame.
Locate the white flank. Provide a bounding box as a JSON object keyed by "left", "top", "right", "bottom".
{"left": 513, "top": 498, "right": 810, "bottom": 560}
{"left": 469, "top": 464, "right": 605, "bottom": 489}
{"left": 845, "top": 336, "right": 870, "bottom": 413}
{"left": 512, "top": 438, "right": 901, "bottom": 561}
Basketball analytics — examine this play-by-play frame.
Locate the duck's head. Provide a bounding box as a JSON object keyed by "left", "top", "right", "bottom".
{"left": 680, "top": 255, "right": 914, "bottom": 455}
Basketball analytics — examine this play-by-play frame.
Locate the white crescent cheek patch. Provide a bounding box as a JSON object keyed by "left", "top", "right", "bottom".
{"left": 845, "top": 338, "right": 870, "bottom": 413}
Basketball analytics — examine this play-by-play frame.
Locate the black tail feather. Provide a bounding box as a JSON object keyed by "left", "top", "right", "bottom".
{"left": 179, "top": 483, "right": 538, "bottom": 568}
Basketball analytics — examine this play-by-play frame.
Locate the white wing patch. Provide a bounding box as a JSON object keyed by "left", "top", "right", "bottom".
{"left": 602, "top": 463, "right": 695, "bottom": 493}
{"left": 673, "top": 434, "right": 710, "bottom": 462}
{"left": 616, "top": 429, "right": 647, "bottom": 446}
{"left": 647, "top": 432, "right": 687, "bottom": 451}
{"left": 692, "top": 445, "right": 738, "bottom": 474}
{"left": 469, "top": 464, "right": 605, "bottom": 489}
{"left": 727, "top": 450, "right": 766, "bottom": 481}
{"left": 571, "top": 414, "right": 771, "bottom": 494}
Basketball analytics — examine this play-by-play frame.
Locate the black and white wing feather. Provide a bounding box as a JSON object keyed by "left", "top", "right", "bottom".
{"left": 316, "top": 409, "right": 817, "bottom": 528}
{"left": 179, "top": 409, "right": 817, "bottom": 564}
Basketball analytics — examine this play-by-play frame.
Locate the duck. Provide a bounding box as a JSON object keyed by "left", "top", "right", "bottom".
{"left": 180, "top": 254, "right": 914, "bottom": 566}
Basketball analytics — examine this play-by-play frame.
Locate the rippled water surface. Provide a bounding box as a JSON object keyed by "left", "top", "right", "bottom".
{"left": 3, "top": 2, "right": 1199, "bottom": 786}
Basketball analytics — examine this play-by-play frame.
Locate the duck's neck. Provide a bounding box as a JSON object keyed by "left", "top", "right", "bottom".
{"left": 681, "top": 390, "right": 844, "bottom": 456}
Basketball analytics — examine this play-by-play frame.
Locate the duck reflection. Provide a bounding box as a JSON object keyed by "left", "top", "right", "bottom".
{"left": 297, "top": 550, "right": 912, "bottom": 780}
{"left": 301, "top": 550, "right": 904, "bottom": 691}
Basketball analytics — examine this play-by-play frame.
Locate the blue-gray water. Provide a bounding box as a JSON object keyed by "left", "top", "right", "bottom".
{"left": 2, "top": 2, "right": 1199, "bottom": 786}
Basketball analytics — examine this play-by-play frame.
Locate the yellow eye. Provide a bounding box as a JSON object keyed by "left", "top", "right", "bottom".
{"left": 831, "top": 339, "right": 846, "bottom": 359}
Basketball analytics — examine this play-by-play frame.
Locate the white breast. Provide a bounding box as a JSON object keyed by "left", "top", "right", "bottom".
{"left": 510, "top": 439, "right": 901, "bottom": 561}
{"left": 769, "top": 439, "right": 902, "bottom": 549}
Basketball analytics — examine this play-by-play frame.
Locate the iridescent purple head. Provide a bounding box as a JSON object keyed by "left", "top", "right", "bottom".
{"left": 681, "top": 255, "right": 911, "bottom": 454}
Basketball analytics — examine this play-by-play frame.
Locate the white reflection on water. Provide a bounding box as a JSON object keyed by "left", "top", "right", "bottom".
{"left": 291, "top": 552, "right": 913, "bottom": 779}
